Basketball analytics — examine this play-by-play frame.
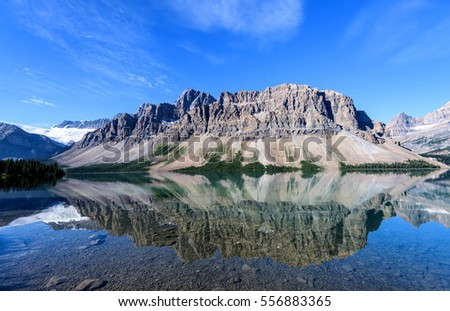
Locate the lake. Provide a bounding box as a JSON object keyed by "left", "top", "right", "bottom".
{"left": 1, "top": 170, "right": 449, "bottom": 290}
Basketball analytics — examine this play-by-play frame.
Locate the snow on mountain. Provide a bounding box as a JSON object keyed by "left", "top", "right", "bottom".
{"left": 54, "top": 119, "right": 109, "bottom": 129}
{"left": 386, "top": 101, "right": 450, "bottom": 154}
{"left": 0, "top": 122, "right": 66, "bottom": 159}
{"left": 3, "top": 119, "right": 109, "bottom": 145}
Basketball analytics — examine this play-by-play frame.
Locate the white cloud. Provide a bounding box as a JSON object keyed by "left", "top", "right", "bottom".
{"left": 22, "top": 97, "right": 57, "bottom": 108}
{"left": 9, "top": 0, "right": 170, "bottom": 93}
{"left": 170, "top": 0, "right": 303, "bottom": 39}
{"left": 127, "top": 73, "right": 154, "bottom": 88}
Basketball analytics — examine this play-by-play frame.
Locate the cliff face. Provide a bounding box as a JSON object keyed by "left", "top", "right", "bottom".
{"left": 386, "top": 102, "right": 450, "bottom": 153}
{"left": 74, "top": 84, "right": 383, "bottom": 149}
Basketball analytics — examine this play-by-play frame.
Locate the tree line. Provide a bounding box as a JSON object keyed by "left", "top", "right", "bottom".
{"left": 0, "top": 159, "right": 65, "bottom": 178}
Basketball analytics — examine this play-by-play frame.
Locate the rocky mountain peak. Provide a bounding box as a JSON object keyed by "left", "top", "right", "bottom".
{"left": 71, "top": 83, "right": 383, "bottom": 150}
{"left": 174, "top": 88, "right": 216, "bottom": 112}
{"left": 386, "top": 101, "right": 450, "bottom": 153}
{"left": 0, "top": 122, "right": 20, "bottom": 140}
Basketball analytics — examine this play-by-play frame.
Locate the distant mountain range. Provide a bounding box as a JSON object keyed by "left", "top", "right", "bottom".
{"left": 0, "top": 119, "right": 108, "bottom": 160}
{"left": 15, "top": 119, "right": 109, "bottom": 145}
{"left": 386, "top": 102, "right": 450, "bottom": 154}
{"left": 0, "top": 122, "right": 66, "bottom": 160}
{"left": 55, "top": 84, "right": 440, "bottom": 169}
{"left": 54, "top": 119, "right": 110, "bottom": 130}
{"left": 2, "top": 84, "right": 448, "bottom": 166}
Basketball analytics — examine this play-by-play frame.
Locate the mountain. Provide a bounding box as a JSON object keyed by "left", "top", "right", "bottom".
{"left": 0, "top": 122, "right": 66, "bottom": 160}
{"left": 76, "top": 85, "right": 384, "bottom": 148}
{"left": 55, "top": 84, "right": 437, "bottom": 168}
{"left": 15, "top": 118, "right": 109, "bottom": 145}
{"left": 54, "top": 119, "right": 109, "bottom": 129}
{"left": 386, "top": 102, "right": 450, "bottom": 154}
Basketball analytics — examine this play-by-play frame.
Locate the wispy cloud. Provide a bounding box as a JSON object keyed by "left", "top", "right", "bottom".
{"left": 179, "top": 42, "right": 226, "bottom": 65}
{"left": 23, "top": 97, "right": 57, "bottom": 108}
{"left": 343, "top": 0, "right": 450, "bottom": 64}
{"left": 9, "top": 0, "right": 171, "bottom": 92}
{"left": 169, "top": 0, "right": 303, "bottom": 40}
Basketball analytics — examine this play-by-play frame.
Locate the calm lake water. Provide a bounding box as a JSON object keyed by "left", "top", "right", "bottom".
{"left": 1, "top": 170, "right": 449, "bottom": 290}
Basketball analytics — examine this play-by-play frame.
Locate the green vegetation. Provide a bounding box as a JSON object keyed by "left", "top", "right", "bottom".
{"left": 265, "top": 165, "right": 299, "bottom": 174}
{"left": 339, "top": 160, "right": 440, "bottom": 175}
{"left": 426, "top": 170, "right": 450, "bottom": 182}
{"left": 424, "top": 137, "right": 449, "bottom": 146}
{"left": 166, "top": 145, "right": 186, "bottom": 164}
{"left": 67, "top": 160, "right": 152, "bottom": 173}
{"left": 241, "top": 161, "right": 270, "bottom": 178}
{"left": 0, "top": 159, "right": 65, "bottom": 191}
{"left": 68, "top": 172, "right": 152, "bottom": 184}
{"left": 420, "top": 153, "right": 450, "bottom": 165}
{"left": 150, "top": 178, "right": 187, "bottom": 200}
{"left": 0, "top": 159, "right": 64, "bottom": 178}
{"left": 176, "top": 151, "right": 302, "bottom": 176}
{"left": 151, "top": 187, "right": 177, "bottom": 200}
{"left": 300, "top": 160, "right": 323, "bottom": 178}
{"left": 176, "top": 151, "right": 243, "bottom": 174}
{"left": 153, "top": 143, "right": 176, "bottom": 157}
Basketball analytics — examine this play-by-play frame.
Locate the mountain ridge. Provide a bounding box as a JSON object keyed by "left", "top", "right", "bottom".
{"left": 386, "top": 101, "right": 450, "bottom": 154}
{"left": 8, "top": 118, "right": 110, "bottom": 145}
{"left": 0, "top": 122, "right": 67, "bottom": 160}
{"left": 55, "top": 119, "right": 109, "bottom": 129}
{"left": 75, "top": 84, "right": 385, "bottom": 149}
{"left": 53, "top": 83, "right": 441, "bottom": 169}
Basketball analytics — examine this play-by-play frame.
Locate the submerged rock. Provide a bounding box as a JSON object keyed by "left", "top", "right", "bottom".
{"left": 45, "top": 276, "right": 67, "bottom": 288}
{"left": 74, "top": 279, "right": 107, "bottom": 291}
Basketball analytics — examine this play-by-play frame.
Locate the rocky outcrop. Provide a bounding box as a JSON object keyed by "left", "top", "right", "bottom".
{"left": 73, "top": 84, "right": 383, "bottom": 148}
{"left": 0, "top": 122, "right": 66, "bottom": 160}
{"left": 174, "top": 88, "right": 216, "bottom": 112}
{"left": 386, "top": 102, "right": 450, "bottom": 153}
{"left": 77, "top": 89, "right": 215, "bottom": 148}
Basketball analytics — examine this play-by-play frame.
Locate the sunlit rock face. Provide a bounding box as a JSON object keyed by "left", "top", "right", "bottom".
{"left": 76, "top": 84, "right": 382, "bottom": 148}
{"left": 55, "top": 84, "right": 421, "bottom": 169}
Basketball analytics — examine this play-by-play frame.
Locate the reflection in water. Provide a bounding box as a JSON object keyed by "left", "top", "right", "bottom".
{"left": 47, "top": 171, "right": 448, "bottom": 267}
{"left": 0, "top": 174, "right": 63, "bottom": 192}
{"left": 1, "top": 170, "right": 450, "bottom": 291}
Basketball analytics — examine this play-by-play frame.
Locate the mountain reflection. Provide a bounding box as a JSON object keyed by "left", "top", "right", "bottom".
{"left": 44, "top": 170, "right": 448, "bottom": 267}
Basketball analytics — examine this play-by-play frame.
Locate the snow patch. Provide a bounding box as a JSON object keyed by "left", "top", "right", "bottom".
{"left": 7, "top": 203, "right": 90, "bottom": 227}
{"left": 2, "top": 122, "right": 97, "bottom": 144}
{"left": 423, "top": 208, "right": 450, "bottom": 215}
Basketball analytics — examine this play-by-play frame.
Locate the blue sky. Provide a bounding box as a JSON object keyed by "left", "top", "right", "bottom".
{"left": 1, "top": 0, "right": 450, "bottom": 127}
